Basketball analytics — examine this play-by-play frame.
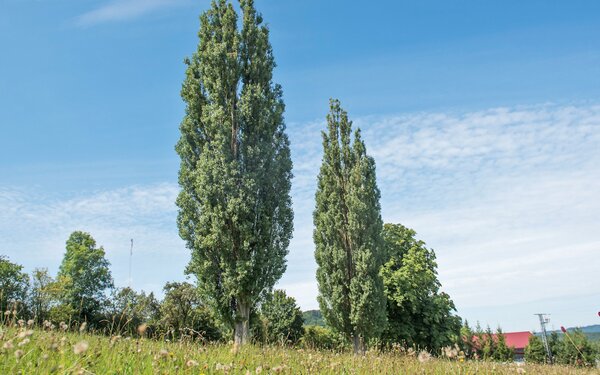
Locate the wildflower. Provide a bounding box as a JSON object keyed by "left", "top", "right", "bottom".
{"left": 4, "top": 311, "right": 10, "bottom": 316}
{"left": 560, "top": 326, "right": 567, "bottom": 333}
{"left": 73, "top": 341, "right": 89, "bottom": 355}
{"left": 442, "top": 345, "right": 459, "bottom": 359}
{"left": 216, "top": 363, "right": 232, "bottom": 371}
{"left": 14, "top": 349, "right": 24, "bottom": 359}
{"left": 407, "top": 348, "right": 416, "bottom": 357}
{"left": 137, "top": 323, "right": 148, "bottom": 336}
{"left": 79, "top": 322, "right": 87, "bottom": 333}
{"left": 60, "top": 322, "right": 68, "bottom": 331}
{"left": 18, "top": 338, "right": 30, "bottom": 346}
{"left": 272, "top": 365, "right": 285, "bottom": 373}
{"left": 255, "top": 366, "right": 263, "bottom": 374}
{"left": 159, "top": 349, "right": 169, "bottom": 358}
{"left": 516, "top": 368, "right": 526, "bottom": 374}
{"left": 3, "top": 340, "right": 14, "bottom": 349}
{"left": 27, "top": 319, "right": 34, "bottom": 327}
{"left": 417, "top": 350, "right": 432, "bottom": 363}
{"left": 187, "top": 359, "right": 199, "bottom": 367}
{"left": 17, "top": 319, "right": 25, "bottom": 327}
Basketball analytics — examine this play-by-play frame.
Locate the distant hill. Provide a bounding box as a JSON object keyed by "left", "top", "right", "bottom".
{"left": 302, "top": 310, "right": 325, "bottom": 326}
{"left": 535, "top": 324, "right": 600, "bottom": 342}
{"left": 578, "top": 324, "right": 600, "bottom": 333}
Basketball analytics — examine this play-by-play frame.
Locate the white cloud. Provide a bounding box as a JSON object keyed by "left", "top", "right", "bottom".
{"left": 75, "top": 0, "right": 190, "bottom": 27}
{"left": 281, "top": 102, "right": 600, "bottom": 330}
{"left": 0, "top": 184, "right": 187, "bottom": 295}
{"left": 2, "top": 102, "right": 599, "bottom": 330}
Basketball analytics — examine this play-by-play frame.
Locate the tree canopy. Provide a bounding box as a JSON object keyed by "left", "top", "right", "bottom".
{"left": 314, "top": 99, "right": 387, "bottom": 354}
{"left": 57, "top": 231, "right": 113, "bottom": 324}
{"left": 0, "top": 256, "right": 30, "bottom": 314}
{"left": 381, "top": 223, "right": 461, "bottom": 352}
{"left": 176, "top": 0, "right": 293, "bottom": 347}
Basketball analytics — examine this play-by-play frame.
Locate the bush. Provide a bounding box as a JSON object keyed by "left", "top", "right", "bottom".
{"left": 260, "top": 290, "right": 304, "bottom": 345}
{"left": 554, "top": 329, "right": 596, "bottom": 367}
{"left": 301, "top": 325, "right": 348, "bottom": 351}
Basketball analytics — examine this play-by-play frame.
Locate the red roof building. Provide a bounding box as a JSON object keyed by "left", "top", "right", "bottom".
{"left": 470, "top": 331, "right": 532, "bottom": 360}
{"left": 503, "top": 331, "right": 532, "bottom": 351}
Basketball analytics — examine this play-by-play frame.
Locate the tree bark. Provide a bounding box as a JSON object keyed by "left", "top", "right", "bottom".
{"left": 234, "top": 300, "right": 250, "bottom": 348}
{"left": 353, "top": 334, "right": 365, "bottom": 355}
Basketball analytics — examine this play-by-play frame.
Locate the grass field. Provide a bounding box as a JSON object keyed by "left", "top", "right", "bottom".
{"left": 1, "top": 325, "right": 598, "bottom": 374}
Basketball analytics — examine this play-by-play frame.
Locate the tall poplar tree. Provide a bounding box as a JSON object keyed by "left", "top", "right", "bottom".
{"left": 314, "top": 99, "right": 386, "bottom": 354}
{"left": 176, "top": 0, "right": 293, "bottom": 347}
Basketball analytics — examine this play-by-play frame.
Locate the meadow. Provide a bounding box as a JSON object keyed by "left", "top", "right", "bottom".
{"left": 1, "top": 323, "right": 597, "bottom": 375}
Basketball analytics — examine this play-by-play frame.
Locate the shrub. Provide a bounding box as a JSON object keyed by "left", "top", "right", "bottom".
{"left": 301, "top": 325, "right": 348, "bottom": 351}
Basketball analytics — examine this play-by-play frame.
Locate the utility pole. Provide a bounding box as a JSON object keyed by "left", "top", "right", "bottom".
{"left": 535, "top": 313, "right": 553, "bottom": 364}
{"left": 129, "top": 238, "right": 133, "bottom": 289}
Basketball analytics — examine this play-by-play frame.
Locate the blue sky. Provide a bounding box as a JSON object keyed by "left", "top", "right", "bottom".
{"left": 1, "top": 0, "right": 600, "bottom": 332}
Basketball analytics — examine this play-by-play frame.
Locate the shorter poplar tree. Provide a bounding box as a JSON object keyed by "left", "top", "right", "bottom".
{"left": 314, "top": 99, "right": 386, "bottom": 354}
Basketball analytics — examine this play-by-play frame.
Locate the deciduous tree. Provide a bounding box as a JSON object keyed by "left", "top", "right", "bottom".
{"left": 380, "top": 223, "right": 461, "bottom": 352}
{"left": 314, "top": 99, "right": 386, "bottom": 354}
{"left": 0, "top": 256, "right": 29, "bottom": 314}
{"left": 260, "top": 289, "right": 304, "bottom": 345}
{"left": 57, "top": 231, "right": 113, "bottom": 324}
{"left": 176, "top": 0, "right": 293, "bottom": 347}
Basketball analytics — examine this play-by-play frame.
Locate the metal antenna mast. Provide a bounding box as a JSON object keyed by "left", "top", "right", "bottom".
{"left": 535, "top": 313, "right": 553, "bottom": 364}
{"left": 129, "top": 239, "right": 133, "bottom": 289}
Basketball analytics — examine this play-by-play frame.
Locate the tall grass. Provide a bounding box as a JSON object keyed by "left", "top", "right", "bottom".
{"left": 1, "top": 321, "right": 597, "bottom": 374}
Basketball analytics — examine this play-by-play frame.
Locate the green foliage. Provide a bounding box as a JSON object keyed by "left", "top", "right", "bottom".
{"left": 526, "top": 330, "right": 597, "bottom": 367}
{"left": 525, "top": 335, "right": 548, "bottom": 364}
{"left": 302, "top": 310, "right": 325, "bottom": 327}
{"left": 314, "top": 99, "right": 387, "bottom": 353}
{"left": 0, "top": 256, "right": 30, "bottom": 314}
{"left": 493, "top": 328, "right": 514, "bottom": 362}
{"left": 3, "top": 326, "right": 591, "bottom": 375}
{"left": 106, "top": 287, "right": 161, "bottom": 336}
{"left": 301, "top": 325, "right": 349, "bottom": 351}
{"left": 176, "top": 0, "right": 293, "bottom": 345}
{"left": 554, "top": 329, "right": 596, "bottom": 367}
{"left": 29, "top": 268, "right": 53, "bottom": 323}
{"left": 57, "top": 231, "right": 113, "bottom": 324}
{"left": 481, "top": 325, "right": 496, "bottom": 360}
{"left": 460, "top": 320, "right": 476, "bottom": 358}
{"left": 159, "top": 282, "right": 221, "bottom": 342}
{"left": 380, "top": 223, "right": 461, "bottom": 352}
{"left": 259, "top": 290, "right": 304, "bottom": 345}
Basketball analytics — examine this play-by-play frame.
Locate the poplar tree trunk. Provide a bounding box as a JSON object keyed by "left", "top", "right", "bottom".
{"left": 353, "top": 335, "right": 365, "bottom": 355}
{"left": 234, "top": 301, "right": 250, "bottom": 347}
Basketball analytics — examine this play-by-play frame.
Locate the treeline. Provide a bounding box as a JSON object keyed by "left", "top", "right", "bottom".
{"left": 525, "top": 330, "right": 599, "bottom": 367}
{"left": 0, "top": 224, "right": 460, "bottom": 352}
{"left": 0, "top": 232, "right": 304, "bottom": 345}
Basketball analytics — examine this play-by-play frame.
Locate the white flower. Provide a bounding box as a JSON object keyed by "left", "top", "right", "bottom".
{"left": 73, "top": 341, "right": 89, "bottom": 355}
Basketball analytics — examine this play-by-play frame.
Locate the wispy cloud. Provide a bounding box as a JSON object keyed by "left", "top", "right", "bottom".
{"left": 2, "top": 102, "right": 599, "bottom": 330}
{"left": 279, "top": 102, "right": 600, "bottom": 330}
{"left": 75, "top": 0, "right": 190, "bottom": 27}
{"left": 0, "top": 184, "right": 186, "bottom": 294}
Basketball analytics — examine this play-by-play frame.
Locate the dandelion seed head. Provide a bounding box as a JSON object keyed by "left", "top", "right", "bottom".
{"left": 73, "top": 341, "right": 89, "bottom": 355}
{"left": 417, "top": 350, "right": 432, "bottom": 363}
{"left": 137, "top": 323, "right": 148, "bottom": 336}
